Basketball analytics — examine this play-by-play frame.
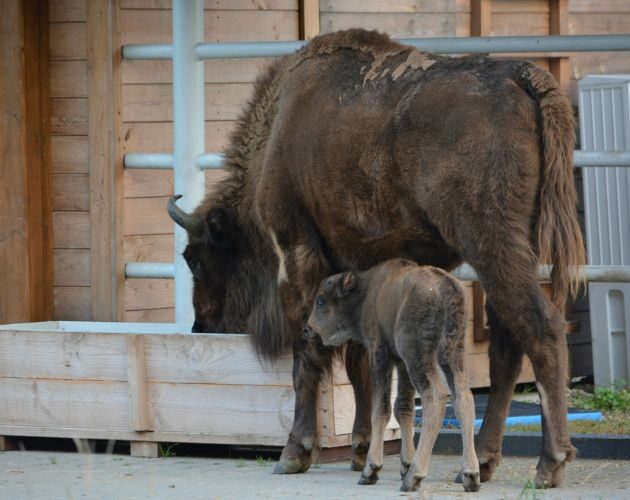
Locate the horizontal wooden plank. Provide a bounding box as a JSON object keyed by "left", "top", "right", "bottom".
{"left": 125, "top": 278, "right": 174, "bottom": 310}
{"left": 50, "top": 98, "right": 88, "bottom": 135}
{"left": 49, "top": 0, "right": 87, "bottom": 22}
{"left": 120, "top": 10, "right": 299, "bottom": 45}
{"left": 50, "top": 136, "right": 88, "bottom": 173}
{"left": 49, "top": 22, "right": 86, "bottom": 61}
{"left": 123, "top": 197, "right": 172, "bottom": 236}
{"left": 0, "top": 425, "right": 290, "bottom": 447}
{"left": 149, "top": 382, "right": 294, "bottom": 435}
{"left": 569, "top": 12, "right": 630, "bottom": 34}
{"left": 53, "top": 249, "right": 90, "bottom": 286}
{"left": 52, "top": 211, "right": 90, "bottom": 248}
{"left": 123, "top": 307, "right": 174, "bottom": 323}
{"left": 122, "top": 83, "right": 253, "bottom": 123}
{"left": 333, "top": 383, "right": 398, "bottom": 436}
{"left": 124, "top": 169, "right": 173, "bottom": 198}
{"left": 122, "top": 121, "right": 234, "bottom": 154}
{"left": 492, "top": 0, "right": 549, "bottom": 13}
{"left": 124, "top": 234, "right": 173, "bottom": 263}
{"left": 52, "top": 173, "right": 89, "bottom": 211}
{"left": 320, "top": 12, "right": 468, "bottom": 37}
{"left": 491, "top": 12, "right": 549, "bottom": 36}
{"left": 0, "top": 331, "right": 126, "bottom": 380}
{"left": 121, "top": 58, "right": 273, "bottom": 85}
{"left": 120, "top": 0, "right": 298, "bottom": 9}
{"left": 143, "top": 334, "right": 293, "bottom": 385}
{"left": 54, "top": 286, "right": 91, "bottom": 320}
{"left": 320, "top": 0, "right": 469, "bottom": 13}
{"left": 571, "top": 52, "right": 630, "bottom": 80}
{"left": 50, "top": 60, "right": 87, "bottom": 98}
{"left": 465, "top": 353, "right": 535, "bottom": 389}
{"left": 0, "top": 378, "right": 129, "bottom": 430}
{"left": 570, "top": 0, "right": 630, "bottom": 13}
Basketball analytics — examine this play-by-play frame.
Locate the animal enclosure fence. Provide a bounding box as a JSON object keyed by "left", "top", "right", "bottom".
{"left": 121, "top": 0, "right": 630, "bottom": 325}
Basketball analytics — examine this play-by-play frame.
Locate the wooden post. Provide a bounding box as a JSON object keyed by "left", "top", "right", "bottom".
{"left": 87, "top": 0, "right": 123, "bottom": 322}
{"left": 130, "top": 441, "right": 159, "bottom": 458}
{"left": 299, "top": 0, "right": 320, "bottom": 40}
{"left": 471, "top": 0, "right": 491, "bottom": 37}
{"left": 0, "top": 0, "right": 52, "bottom": 324}
{"left": 550, "top": 0, "right": 570, "bottom": 95}
{"left": 127, "top": 335, "right": 153, "bottom": 432}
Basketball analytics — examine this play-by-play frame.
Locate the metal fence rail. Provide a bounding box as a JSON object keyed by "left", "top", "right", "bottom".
{"left": 121, "top": 1, "right": 630, "bottom": 322}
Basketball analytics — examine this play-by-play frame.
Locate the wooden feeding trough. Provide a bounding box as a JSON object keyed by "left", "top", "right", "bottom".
{"left": 0, "top": 284, "right": 535, "bottom": 457}
{"left": 0, "top": 321, "right": 401, "bottom": 457}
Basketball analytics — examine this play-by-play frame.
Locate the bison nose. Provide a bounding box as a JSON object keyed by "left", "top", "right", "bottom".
{"left": 303, "top": 324, "right": 315, "bottom": 339}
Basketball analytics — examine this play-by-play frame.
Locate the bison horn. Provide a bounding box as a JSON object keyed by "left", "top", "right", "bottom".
{"left": 167, "top": 195, "right": 205, "bottom": 238}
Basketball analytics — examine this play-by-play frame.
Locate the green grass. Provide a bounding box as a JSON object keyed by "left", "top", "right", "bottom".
{"left": 255, "top": 456, "right": 274, "bottom": 466}
{"left": 235, "top": 458, "right": 246, "bottom": 468}
{"left": 571, "top": 383, "right": 630, "bottom": 412}
{"left": 159, "top": 443, "right": 178, "bottom": 458}
{"left": 50, "top": 455, "right": 57, "bottom": 465}
{"left": 507, "top": 410, "right": 630, "bottom": 435}
{"left": 519, "top": 479, "right": 542, "bottom": 499}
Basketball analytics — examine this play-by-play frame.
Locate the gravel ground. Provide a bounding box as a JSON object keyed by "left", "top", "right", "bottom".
{"left": 2, "top": 450, "right": 630, "bottom": 499}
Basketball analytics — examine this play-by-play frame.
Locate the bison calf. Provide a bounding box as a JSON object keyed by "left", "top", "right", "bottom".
{"left": 306, "top": 259, "right": 480, "bottom": 492}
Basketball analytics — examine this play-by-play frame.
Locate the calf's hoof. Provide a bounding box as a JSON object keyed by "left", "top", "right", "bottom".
{"left": 458, "top": 451, "right": 500, "bottom": 483}
{"left": 462, "top": 471, "right": 481, "bottom": 492}
{"left": 358, "top": 463, "right": 381, "bottom": 485}
{"left": 400, "top": 461, "right": 411, "bottom": 479}
{"left": 400, "top": 473, "right": 423, "bottom": 492}
{"left": 273, "top": 435, "right": 314, "bottom": 474}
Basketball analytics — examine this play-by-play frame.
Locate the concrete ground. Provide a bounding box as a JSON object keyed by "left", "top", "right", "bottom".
{"left": 2, "top": 451, "right": 630, "bottom": 500}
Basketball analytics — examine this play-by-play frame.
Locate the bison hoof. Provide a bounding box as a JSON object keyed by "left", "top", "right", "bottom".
{"left": 273, "top": 435, "right": 314, "bottom": 474}
{"left": 350, "top": 438, "right": 369, "bottom": 471}
{"left": 358, "top": 463, "right": 381, "bottom": 485}
{"left": 462, "top": 471, "right": 481, "bottom": 492}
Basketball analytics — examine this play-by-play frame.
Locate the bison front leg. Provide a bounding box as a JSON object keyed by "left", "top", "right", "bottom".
{"left": 274, "top": 337, "right": 333, "bottom": 474}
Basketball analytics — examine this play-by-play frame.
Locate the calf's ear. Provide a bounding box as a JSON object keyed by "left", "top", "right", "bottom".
{"left": 339, "top": 272, "right": 357, "bottom": 296}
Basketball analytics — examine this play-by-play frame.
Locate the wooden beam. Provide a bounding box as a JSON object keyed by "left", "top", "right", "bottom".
{"left": 0, "top": 0, "right": 52, "bottom": 323}
{"left": 127, "top": 335, "right": 153, "bottom": 432}
{"left": 471, "top": 0, "right": 491, "bottom": 36}
{"left": 87, "top": 0, "right": 123, "bottom": 321}
{"left": 299, "top": 0, "right": 320, "bottom": 40}
{"left": 549, "top": 0, "right": 570, "bottom": 95}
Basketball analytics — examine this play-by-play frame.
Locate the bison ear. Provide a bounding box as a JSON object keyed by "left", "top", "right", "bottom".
{"left": 205, "top": 208, "right": 234, "bottom": 249}
{"left": 339, "top": 272, "right": 357, "bottom": 296}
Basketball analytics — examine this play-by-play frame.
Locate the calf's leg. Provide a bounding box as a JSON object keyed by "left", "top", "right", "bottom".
{"left": 401, "top": 369, "right": 448, "bottom": 492}
{"left": 443, "top": 363, "right": 480, "bottom": 492}
{"left": 345, "top": 341, "right": 372, "bottom": 471}
{"left": 359, "top": 343, "right": 394, "bottom": 486}
{"left": 394, "top": 360, "right": 416, "bottom": 479}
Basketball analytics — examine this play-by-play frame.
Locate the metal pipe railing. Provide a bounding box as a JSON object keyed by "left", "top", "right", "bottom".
{"left": 172, "top": 0, "right": 205, "bottom": 324}
{"left": 123, "top": 34, "right": 630, "bottom": 60}
{"left": 125, "top": 263, "right": 175, "bottom": 279}
{"left": 124, "top": 151, "right": 630, "bottom": 170}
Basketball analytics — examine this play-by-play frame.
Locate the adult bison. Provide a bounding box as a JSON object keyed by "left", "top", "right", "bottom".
{"left": 167, "top": 29, "right": 584, "bottom": 488}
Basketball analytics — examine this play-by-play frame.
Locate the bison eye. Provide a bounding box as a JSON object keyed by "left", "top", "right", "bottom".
{"left": 316, "top": 297, "right": 326, "bottom": 310}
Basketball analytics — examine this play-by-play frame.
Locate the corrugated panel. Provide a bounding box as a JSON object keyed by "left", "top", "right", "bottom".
{"left": 579, "top": 76, "right": 630, "bottom": 266}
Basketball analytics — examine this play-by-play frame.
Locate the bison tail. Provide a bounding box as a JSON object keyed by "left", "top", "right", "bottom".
{"left": 520, "top": 64, "right": 586, "bottom": 307}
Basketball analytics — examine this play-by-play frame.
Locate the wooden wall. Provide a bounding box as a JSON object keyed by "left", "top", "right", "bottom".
{"left": 8, "top": 0, "right": 626, "bottom": 325}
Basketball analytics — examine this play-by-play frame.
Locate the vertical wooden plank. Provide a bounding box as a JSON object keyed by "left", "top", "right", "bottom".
{"left": 549, "top": 0, "right": 570, "bottom": 95}
{"left": 299, "top": 0, "right": 320, "bottom": 40}
{"left": 24, "top": 0, "right": 54, "bottom": 321}
{"left": 127, "top": 335, "right": 153, "bottom": 431}
{"left": 88, "top": 0, "right": 124, "bottom": 321}
{"left": 0, "top": 0, "right": 30, "bottom": 323}
{"left": 471, "top": 0, "right": 491, "bottom": 36}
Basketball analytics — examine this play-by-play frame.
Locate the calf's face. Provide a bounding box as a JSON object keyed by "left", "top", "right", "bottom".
{"left": 307, "top": 272, "right": 360, "bottom": 347}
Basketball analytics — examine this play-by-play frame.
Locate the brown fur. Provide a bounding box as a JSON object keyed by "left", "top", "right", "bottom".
{"left": 307, "top": 259, "right": 480, "bottom": 492}
{"left": 169, "top": 29, "right": 585, "bottom": 483}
